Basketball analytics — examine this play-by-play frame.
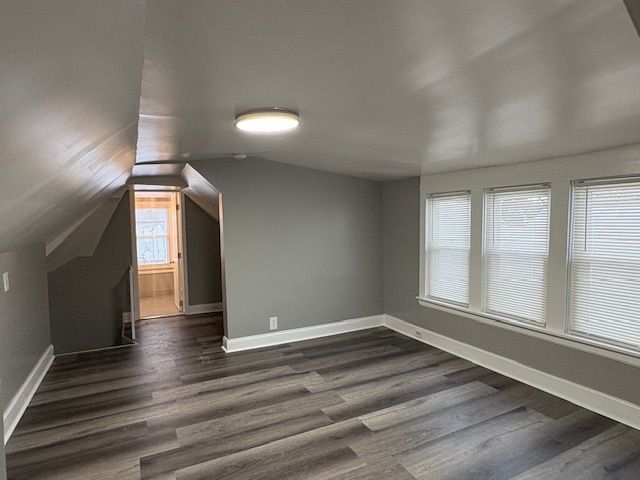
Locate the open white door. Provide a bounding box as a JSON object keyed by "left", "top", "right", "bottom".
{"left": 170, "top": 192, "right": 185, "bottom": 312}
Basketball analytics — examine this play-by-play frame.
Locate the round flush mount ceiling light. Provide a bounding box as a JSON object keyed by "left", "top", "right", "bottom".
{"left": 235, "top": 108, "right": 300, "bottom": 134}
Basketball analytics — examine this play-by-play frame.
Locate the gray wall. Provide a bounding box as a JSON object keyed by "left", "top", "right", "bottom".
{"left": 184, "top": 196, "right": 222, "bottom": 306}
{"left": 48, "top": 193, "right": 133, "bottom": 354}
{"left": 383, "top": 177, "right": 640, "bottom": 406}
{"left": 0, "top": 244, "right": 51, "bottom": 413}
{"left": 193, "top": 157, "right": 383, "bottom": 338}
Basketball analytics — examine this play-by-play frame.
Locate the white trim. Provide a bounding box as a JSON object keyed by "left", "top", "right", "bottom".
{"left": 3, "top": 345, "right": 54, "bottom": 443}
{"left": 56, "top": 342, "right": 136, "bottom": 356}
{"left": 420, "top": 144, "right": 640, "bottom": 345}
{"left": 383, "top": 314, "right": 640, "bottom": 431}
{"left": 128, "top": 188, "right": 141, "bottom": 333}
{"left": 221, "top": 315, "right": 384, "bottom": 353}
{"left": 179, "top": 191, "right": 190, "bottom": 316}
{"left": 186, "top": 302, "right": 223, "bottom": 315}
{"left": 416, "top": 296, "right": 640, "bottom": 368}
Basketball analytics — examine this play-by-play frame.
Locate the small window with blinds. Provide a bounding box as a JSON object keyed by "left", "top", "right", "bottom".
{"left": 568, "top": 178, "right": 640, "bottom": 350}
{"left": 425, "top": 192, "right": 471, "bottom": 306}
{"left": 482, "top": 184, "right": 551, "bottom": 324}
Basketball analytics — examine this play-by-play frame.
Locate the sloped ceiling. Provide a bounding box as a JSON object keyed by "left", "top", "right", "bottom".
{"left": 0, "top": 0, "right": 145, "bottom": 254}
{"left": 3, "top": 0, "right": 640, "bottom": 255}
{"left": 127, "top": 162, "right": 220, "bottom": 220}
{"left": 46, "top": 190, "right": 124, "bottom": 272}
{"left": 137, "top": 0, "right": 640, "bottom": 180}
{"left": 625, "top": 0, "right": 640, "bottom": 36}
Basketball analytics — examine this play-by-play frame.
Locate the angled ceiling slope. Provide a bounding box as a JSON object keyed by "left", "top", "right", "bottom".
{"left": 137, "top": 0, "right": 640, "bottom": 180}
{"left": 128, "top": 162, "right": 220, "bottom": 220}
{"left": 0, "top": 0, "right": 146, "bottom": 255}
{"left": 5, "top": 0, "right": 640, "bottom": 258}
{"left": 625, "top": 0, "right": 640, "bottom": 36}
{"left": 47, "top": 162, "right": 220, "bottom": 272}
{"left": 46, "top": 190, "right": 125, "bottom": 272}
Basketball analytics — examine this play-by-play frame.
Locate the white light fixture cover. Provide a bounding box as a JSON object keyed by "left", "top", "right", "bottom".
{"left": 235, "top": 108, "right": 300, "bottom": 134}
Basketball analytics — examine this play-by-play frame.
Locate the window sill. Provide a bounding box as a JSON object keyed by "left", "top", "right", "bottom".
{"left": 416, "top": 296, "right": 640, "bottom": 368}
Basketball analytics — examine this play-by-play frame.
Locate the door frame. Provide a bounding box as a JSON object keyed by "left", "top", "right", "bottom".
{"left": 174, "top": 191, "right": 189, "bottom": 313}
{"left": 128, "top": 188, "right": 141, "bottom": 329}
{"left": 129, "top": 188, "right": 189, "bottom": 321}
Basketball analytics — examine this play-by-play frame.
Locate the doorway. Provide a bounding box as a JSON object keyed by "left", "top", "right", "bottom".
{"left": 133, "top": 191, "right": 185, "bottom": 319}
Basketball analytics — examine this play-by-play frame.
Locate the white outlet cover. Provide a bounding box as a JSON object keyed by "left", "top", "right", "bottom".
{"left": 269, "top": 316, "right": 278, "bottom": 330}
{"left": 2, "top": 272, "right": 9, "bottom": 292}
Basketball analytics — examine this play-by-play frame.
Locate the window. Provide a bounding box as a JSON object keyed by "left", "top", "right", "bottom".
{"left": 569, "top": 178, "right": 640, "bottom": 350}
{"left": 483, "top": 184, "right": 550, "bottom": 324}
{"left": 418, "top": 154, "right": 640, "bottom": 362}
{"left": 425, "top": 192, "right": 471, "bottom": 306}
{"left": 136, "top": 207, "right": 170, "bottom": 265}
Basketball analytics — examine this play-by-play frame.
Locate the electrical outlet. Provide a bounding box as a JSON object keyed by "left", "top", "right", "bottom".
{"left": 269, "top": 316, "right": 278, "bottom": 330}
{"left": 2, "top": 272, "right": 9, "bottom": 292}
{"left": 415, "top": 330, "right": 422, "bottom": 338}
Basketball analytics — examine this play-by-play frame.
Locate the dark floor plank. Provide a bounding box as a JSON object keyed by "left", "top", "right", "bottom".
{"left": 402, "top": 408, "right": 616, "bottom": 480}
{"left": 6, "top": 313, "right": 640, "bottom": 480}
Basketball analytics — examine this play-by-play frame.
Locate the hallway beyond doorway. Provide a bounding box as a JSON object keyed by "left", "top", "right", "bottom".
{"left": 133, "top": 191, "right": 185, "bottom": 319}
{"left": 139, "top": 294, "right": 179, "bottom": 318}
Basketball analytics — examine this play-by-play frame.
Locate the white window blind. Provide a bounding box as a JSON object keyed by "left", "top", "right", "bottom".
{"left": 569, "top": 178, "right": 640, "bottom": 350}
{"left": 425, "top": 192, "right": 471, "bottom": 306}
{"left": 483, "top": 185, "right": 550, "bottom": 324}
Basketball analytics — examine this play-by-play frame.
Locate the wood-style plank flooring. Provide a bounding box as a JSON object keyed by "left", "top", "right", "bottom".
{"left": 6, "top": 314, "right": 640, "bottom": 479}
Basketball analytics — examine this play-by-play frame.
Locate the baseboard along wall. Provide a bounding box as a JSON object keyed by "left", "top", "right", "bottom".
{"left": 3, "top": 345, "right": 54, "bottom": 444}
{"left": 186, "top": 302, "right": 223, "bottom": 315}
{"left": 4, "top": 312, "right": 640, "bottom": 444}
{"left": 383, "top": 314, "right": 640, "bottom": 432}
{"left": 221, "top": 312, "right": 640, "bottom": 432}
{"left": 222, "top": 315, "right": 384, "bottom": 353}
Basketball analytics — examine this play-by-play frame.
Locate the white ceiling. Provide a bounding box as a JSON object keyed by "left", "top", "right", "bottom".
{"left": 1, "top": 0, "right": 640, "bottom": 254}
{"left": 137, "top": 0, "right": 640, "bottom": 179}
{"left": 0, "top": 0, "right": 145, "bottom": 254}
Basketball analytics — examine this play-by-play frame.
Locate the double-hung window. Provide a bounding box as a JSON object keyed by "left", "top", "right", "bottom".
{"left": 482, "top": 184, "right": 551, "bottom": 324}
{"left": 425, "top": 192, "right": 471, "bottom": 306}
{"left": 136, "top": 207, "right": 170, "bottom": 265}
{"left": 568, "top": 178, "right": 640, "bottom": 350}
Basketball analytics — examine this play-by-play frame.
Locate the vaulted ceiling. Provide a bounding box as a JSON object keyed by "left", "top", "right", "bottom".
{"left": 2, "top": 0, "right": 640, "bottom": 254}
{"left": 137, "top": 0, "right": 640, "bottom": 178}
{"left": 0, "top": 0, "right": 145, "bottom": 254}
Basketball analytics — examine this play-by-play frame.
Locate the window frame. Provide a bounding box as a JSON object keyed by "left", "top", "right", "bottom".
{"left": 565, "top": 175, "right": 640, "bottom": 352}
{"left": 480, "top": 183, "right": 551, "bottom": 326}
{"left": 417, "top": 154, "right": 640, "bottom": 368}
{"left": 424, "top": 190, "right": 472, "bottom": 308}
{"left": 135, "top": 205, "right": 172, "bottom": 267}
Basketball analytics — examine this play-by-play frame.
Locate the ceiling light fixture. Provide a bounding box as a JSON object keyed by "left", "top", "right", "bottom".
{"left": 235, "top": 108, "right": 300, "bottom": 134}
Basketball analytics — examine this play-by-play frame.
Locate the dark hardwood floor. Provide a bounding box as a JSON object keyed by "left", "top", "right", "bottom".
{"left": 5, "top": 314, "right": 640, "bottom": 479}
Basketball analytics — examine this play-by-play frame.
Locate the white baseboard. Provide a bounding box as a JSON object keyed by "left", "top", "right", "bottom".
{"left": 187, "top": 302, "right": 223, "bottom": 315}
{"left": 3, "top": 345, "right": 54, "bottom": 444}
{"left": 222, "top": 314, "right": 384, "bottom": 353}
{"left": 383, "top": 314, "right": 640, "bottom": 431}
